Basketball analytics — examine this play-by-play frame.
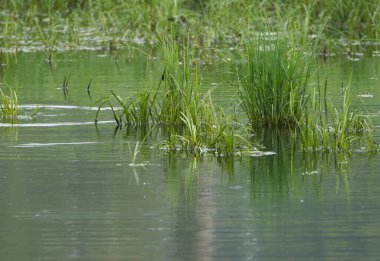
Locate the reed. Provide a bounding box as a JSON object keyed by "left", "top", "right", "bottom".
{"left": 172, "top": 91, "right": 252, "bottom": 155}
{"left": 2, "top": 0, "right": 380, "bottom": 55}
{"left": 236, "top": 32, "right": 312, "bottom": 127}
{"left": 296, "top": 79, "right": 377, "bottom": 153}
{"left": 96, "top": 32, "right": 258, "bottom": 155}
{"left": 0, "top": 87, "right": 19, "bottom": 122}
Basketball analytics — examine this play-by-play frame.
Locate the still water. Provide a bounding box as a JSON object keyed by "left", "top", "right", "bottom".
{"left": 0, "top": 51, "right": 380, "bottom": 260}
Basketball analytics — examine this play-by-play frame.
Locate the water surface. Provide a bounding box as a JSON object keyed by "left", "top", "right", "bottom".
{"left": 1, "top": 51, "right": 380, "bottom": 260}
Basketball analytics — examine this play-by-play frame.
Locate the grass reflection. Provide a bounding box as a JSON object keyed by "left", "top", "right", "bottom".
{"left": 0, "top": 123, "right": 18, "bottom": 141}
{"left": 164, "top": 153, "right": 199, "bottom": 207}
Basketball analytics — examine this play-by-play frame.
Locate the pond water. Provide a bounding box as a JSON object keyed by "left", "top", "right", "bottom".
{"left": 1, "top": 50, "right": 380, "bottom": 260}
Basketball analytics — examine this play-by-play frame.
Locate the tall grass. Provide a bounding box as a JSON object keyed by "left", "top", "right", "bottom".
{"left": 236, "top": 33, "right": 312, "bottom": 127}
{"left": 295, "top": 79, "right": 377, "bottom": 153}
{"left": 2, "top": 1, "right": 380, "bottom": 55}
{"left": 96, "top": 33, "right": 257, "bottom": 155}
{"left": 156, "top": 33, "right": 198, "bottom": 125}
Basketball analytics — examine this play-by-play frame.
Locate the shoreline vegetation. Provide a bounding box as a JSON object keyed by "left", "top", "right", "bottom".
{"left": 1, "top": 1, "right": 379, "bottom": 155}
{"left": 1, "top": 0, "right": 380, "bottom": 55}
{"left": 95, "top": 32, "right": 378, "bottom": 155}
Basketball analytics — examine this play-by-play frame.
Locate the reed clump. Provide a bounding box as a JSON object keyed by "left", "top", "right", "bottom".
{"left": 0, "top": 87, "right": 19, "bottom": 122}
{"left": 235, "top": 31, "right": 377, "bottom": 154}
{"left": 96, "top": 34, "right": 257, "bottom": 156}
{"left": 295, "top": 80, "right": 377, "bottom": 153}
{"left": 236, "top": 33, "right": 312, "bottom": 127}
{"left": 2, "top": 1, "right": 380, "bottom": 56}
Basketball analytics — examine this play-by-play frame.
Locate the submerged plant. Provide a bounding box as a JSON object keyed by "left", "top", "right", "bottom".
{"left": 236, "top": 33, "right": 312, "bottom": 127}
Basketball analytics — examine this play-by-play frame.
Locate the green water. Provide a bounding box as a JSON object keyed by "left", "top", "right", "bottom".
{"left": 1, "top": 51, "right": 380, "bottom": 260}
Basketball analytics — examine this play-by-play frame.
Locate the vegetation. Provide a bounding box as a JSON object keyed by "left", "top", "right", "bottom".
{"left": 0, "top": 1, "right": 377, "bottom": 155}
{"left": 96, "top": 34, "right": 257, "bottom": 155}
{"left": 0, "top": 86, "right": 40, "bottom": 123}
{"left": 235, "top": 32, "right": 377, "bottom": 153}
{"left": 0, "top": 87, "right": 19, "bottom": 122}
{"left": 236, "top": 33, "right": 312, "bottom": 127}
{"left": 295, "top": 79, "right": 377, "bottom": 153}
{"left": 1, "top": 0, "right": 380, "bottom": 55}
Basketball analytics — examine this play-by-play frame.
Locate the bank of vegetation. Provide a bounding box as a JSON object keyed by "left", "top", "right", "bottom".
{"left": 1, "top": 1, "right": 378, "bottom": 155}
{"left": 95, "top": 32, "right": 377, "bottom": 155}
{"left": 1, "top": 0, "right": 380, "bottom": 55}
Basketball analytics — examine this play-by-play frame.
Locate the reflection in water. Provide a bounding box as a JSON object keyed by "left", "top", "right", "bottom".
{"left": 1, "top": 52, "right": 380, "bottom": 260}
{"left": 0, "top": 104, "right": 377, "bottom": 260}
{"left": 0, "top": 120, "right": 114, "bottom": 128}
{"left": 13, "top": 141, "right": 100, "bottom": 148}
{"left": 161, "top": 147, "right": 377, "bottom": 260}
{"left": 0, "top": 124, "right": 18, "bottom": 142}
{"left": 164, "top": 155, "right": 216, "bottom": 260}
{"left": 194, "top": 166, "right": 215, "bottom": 261}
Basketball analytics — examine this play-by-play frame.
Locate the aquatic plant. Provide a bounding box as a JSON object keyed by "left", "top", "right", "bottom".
{"left": 96, "top": 33, "right": 258, "bottom": 156}
{"left": 0, "top": 87, "right": 19, "bottom": 122}
{"left": 27, "top": 106, "right": 41, "bottom": 120}
{"left": 1, "top": 0, "right": 380, "bottom": 56}
{"left": 236, "top": 33, "right": 312, "bottom": 127}
{"left": 62, "top": 73, "right": 70, "bottom": 100}
{"left": 166, "top": 91, "right": 253, "bottom": 155}
{"left": 295, "top": 79, "right": 377, "bottom": 153}
{"left": 155, "top": 32, "right": 197, "bottom": 125}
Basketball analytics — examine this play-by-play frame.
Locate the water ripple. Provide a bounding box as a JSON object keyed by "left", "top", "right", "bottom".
{"left": 12, "top": 142, "right": 100, "bottom": 148}
{"left": 0, "top": 120, "right": 114, "bottom": 128}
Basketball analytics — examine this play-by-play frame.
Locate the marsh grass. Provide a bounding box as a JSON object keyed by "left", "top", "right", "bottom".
{"left": 295, "top": 79, "right": 377, "bottom": 153}
{"left": 235, "top": 31, "right": 376, "bottom": 154}
{"left": 167, "top": 91, "right": 253, "bottom": 155}
{"left": 2, "top": 1, "right": 380, "bottom": 56}
{"left": 96, "top": 33, "right": 257, "bottom": 155}
{"left": 0, "top": 87, "right": 19, "bottom": 122}
{"left": 236, "top": 33, "right": 312, "bottom": 127}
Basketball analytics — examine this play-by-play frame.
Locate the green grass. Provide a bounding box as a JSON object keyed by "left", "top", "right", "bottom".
{"left": 295, "top": 79, "right": 377, "bottom": 153}
{"left": 1, "top": 0, "right": 380, "bottom": 56}
{"left": 95, "top": 29, "right": 377, "bottom": 155}
{"left": 0, "top": 87, "right": 19, "bottom": 122}
{"left": 1, "top": 0, "right": 376, "bottom": 155}
{"left": 0, "top": 86, "right": 42, "bottom": 123}
{"left": 236, "top": 32, "right": 312, "bottom": 127}
{"left": 96, "top": 33, "right": 257, "bottom": 156}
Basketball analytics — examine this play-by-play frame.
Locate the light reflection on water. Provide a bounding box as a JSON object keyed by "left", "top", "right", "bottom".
{"left": 0, "top": 51, "right": 380, "bottom": 260}
{"left": 0, "top": 121, "right": 114, "bottom": 128}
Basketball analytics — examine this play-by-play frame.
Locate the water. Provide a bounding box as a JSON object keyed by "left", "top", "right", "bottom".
{"left": 1, "top": 51, "right": 380, "bottom": 260}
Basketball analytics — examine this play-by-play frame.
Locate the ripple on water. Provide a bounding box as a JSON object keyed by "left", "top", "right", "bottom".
{"left": 0, "top": 121, "right": 114, "bottom": 128}
{"left": 11, "top": 142, "right": 100, "bottom": 148}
